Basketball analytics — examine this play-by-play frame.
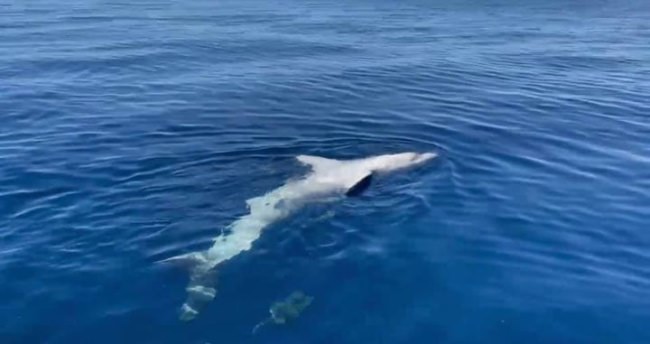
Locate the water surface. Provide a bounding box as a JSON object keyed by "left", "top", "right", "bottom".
{"left": 1, "top": 0, "right": 649, "bottom": 343}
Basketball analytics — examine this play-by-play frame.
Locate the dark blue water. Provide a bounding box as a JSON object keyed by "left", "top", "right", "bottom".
{"left": 2, "top": 0, "right": 650, "bottom": 343}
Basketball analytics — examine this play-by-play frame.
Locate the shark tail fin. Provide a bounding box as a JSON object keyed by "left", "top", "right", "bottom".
{"left": 159, "top": 252, "right": 218, "bottom": 321}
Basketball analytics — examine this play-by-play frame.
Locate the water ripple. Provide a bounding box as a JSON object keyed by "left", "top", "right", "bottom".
{"left": 1, "top": 0, "right": 650, "bottom": 342}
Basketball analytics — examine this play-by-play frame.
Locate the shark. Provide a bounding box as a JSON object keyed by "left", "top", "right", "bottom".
{"left": 161, "top": 152, "right": 436, "bottom": 321}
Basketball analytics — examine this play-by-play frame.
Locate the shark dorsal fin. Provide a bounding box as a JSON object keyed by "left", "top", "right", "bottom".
{"left": 296, "top": 155, "right": 339, "bottom": 172}
{"left": 345, "top": 173, "right": 373, "bottom": 197}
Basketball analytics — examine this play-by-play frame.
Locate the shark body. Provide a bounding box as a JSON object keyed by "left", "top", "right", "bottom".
{"left": 162, "top": 152, "right": 436, "bottom": 320}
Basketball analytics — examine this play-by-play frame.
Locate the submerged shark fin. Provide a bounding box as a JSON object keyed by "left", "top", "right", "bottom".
{"left": 158, "top": 252, "right": 207, "bottom": 270}
{"left": 160, "top": 251, "right": 218, "bottom": 321}
{"left": 345, "top": 173, "right": 373, "bottom": 197}
{"left": 296, "top": 155, "right": 338, "bottom": 171}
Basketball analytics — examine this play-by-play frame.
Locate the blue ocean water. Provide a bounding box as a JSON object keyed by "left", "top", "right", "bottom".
{"left": 1, "top": 0, "right": 650, "bottom": 342}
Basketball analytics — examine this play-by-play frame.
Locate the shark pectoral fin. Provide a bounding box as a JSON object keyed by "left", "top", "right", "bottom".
{"left": 296, "top": 155, "right": 338, "bottom": 171}
{"left": 345, "top": 173, "right": 373, "bottom": 197}
{"left": 157, "top": 252, "right": 207, "bottom": 270}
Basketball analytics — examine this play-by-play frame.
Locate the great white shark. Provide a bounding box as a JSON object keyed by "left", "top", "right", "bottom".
{"left": 161, "top": 152, "right": 436, "bottom": 321}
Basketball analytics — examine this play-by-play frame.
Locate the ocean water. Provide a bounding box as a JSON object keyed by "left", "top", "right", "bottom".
{"left": 1, "top": 0, "right": 650, "bottom": 343}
